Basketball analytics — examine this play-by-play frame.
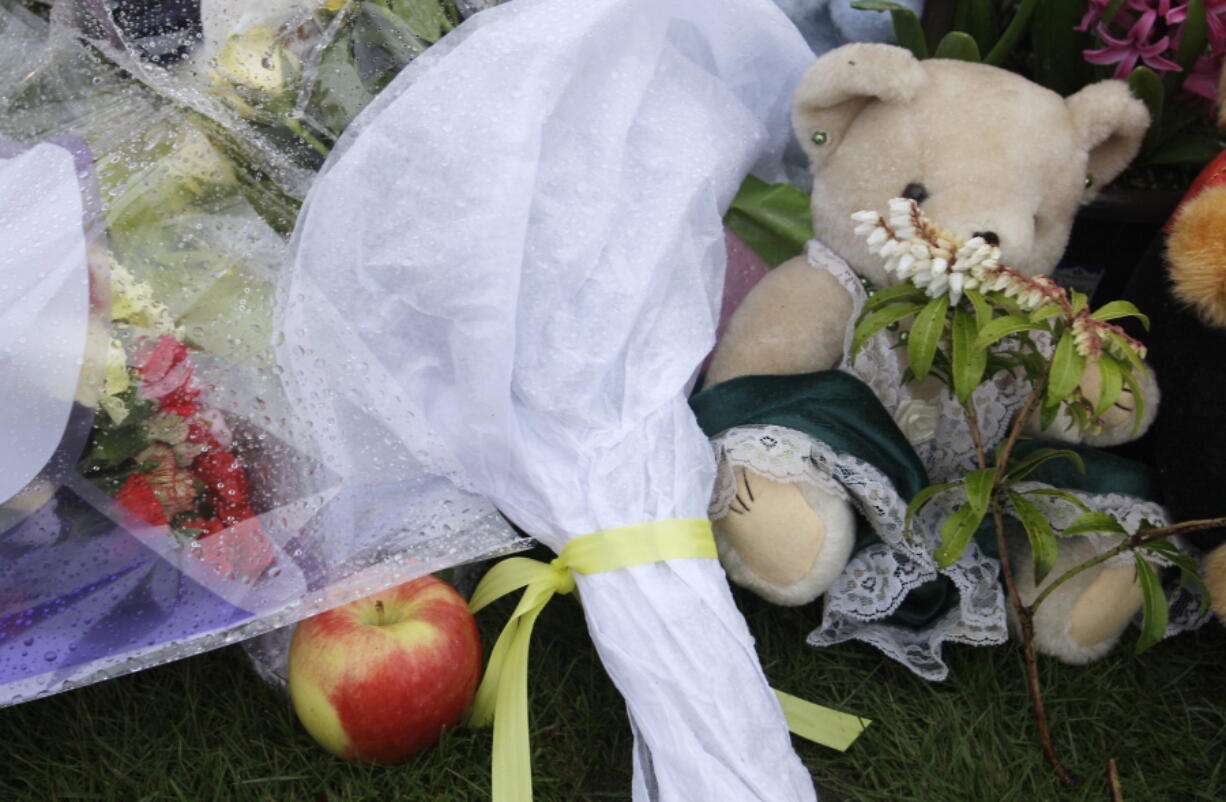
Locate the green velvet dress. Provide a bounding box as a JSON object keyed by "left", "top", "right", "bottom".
{"left": 690, "top": 241, "right": 1203, "bottom": 680}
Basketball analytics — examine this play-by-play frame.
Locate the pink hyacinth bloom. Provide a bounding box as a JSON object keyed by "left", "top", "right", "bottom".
{"left": 1077, "top": 0, "right": 1115, "bottom": 32}
{"left": 1183, "top": 54, "right": 1223, "bottom": 100}
{"left": 1206, "top": 0, "right": 1226, "bottom": 47}
{"left": 1085, "top": 11, "right": 1183, "bottom": 78}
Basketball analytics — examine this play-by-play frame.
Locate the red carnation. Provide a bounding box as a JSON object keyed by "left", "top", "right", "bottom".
{"left": 193, "top": 447, "right": 254, "bottom": 526}
{"left": 115, "top": 474, "right": 169, "bottom": 527}
{"left": 134, "top": 335, "right": 201, "bottom": 416}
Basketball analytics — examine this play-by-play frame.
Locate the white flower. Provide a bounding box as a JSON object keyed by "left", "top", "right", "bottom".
{"left": 948, "top": 272, "right": 965, "bottom": 306}
{"left": 894, "top": 399, "right": 939, "bottom": 446}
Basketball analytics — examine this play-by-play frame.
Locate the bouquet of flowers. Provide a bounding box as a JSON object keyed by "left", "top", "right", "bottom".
{"left": 61, "top": 0, "right": 500, "bottom": 188}
{"left": 77, "top": 260, "right": 274, "bottom": 580}
{"left": 0, "top": 0, "right": 523, "bottom": 706}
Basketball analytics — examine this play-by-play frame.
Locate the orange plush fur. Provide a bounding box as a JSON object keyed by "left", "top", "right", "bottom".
{"left": 1166, "top": 184, "right": 1226, "bottom": 329}
{"left": 1165, "top": 168, "right": 1226, "bottom": 623}
{"left": 1206, "top": 543, "right": 1226, "bottom": 623}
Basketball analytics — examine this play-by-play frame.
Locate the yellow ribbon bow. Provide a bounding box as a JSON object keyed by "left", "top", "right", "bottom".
{"left": 466, "top": 518, "right": 870, "bottom": 802}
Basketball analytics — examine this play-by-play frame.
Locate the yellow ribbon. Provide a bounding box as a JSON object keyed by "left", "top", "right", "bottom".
{"left": 466, "top": 518, "right": 870, "bottom": 802}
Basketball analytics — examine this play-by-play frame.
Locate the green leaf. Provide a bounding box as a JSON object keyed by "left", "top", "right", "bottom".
{"left": 1144, "top": 541, "right": 1212, "bottom": 615}
{"left": 934, "top": 32, "right": 982, "bottom": 62}
{"left": 1147, "top": 132, "right": 1226, "bottom": 167}
{"left": 1022, "top": 487, "right": 1092, "bottom": 514}
{"left": 313, "top": 32, "right": 377, "bottom": 137}
{"left": 389, "top": 0, "right": 456, "bottom": 42}
{"left": 852, "top": 303, "right": 926, "bottom": 357}
{"left": 958, "top": 0, "right": 997, "bottom": 56}
{"left": 1090, "top": 300, "right": 1150, "bottom": 329}
{"left": 1061, "top": 511, "right": 1127, "bottom": 537}
{"left": 933, "top": 504, "right": 986, "bottom": 567}
{"left": 1093, "top": 355, "right": 1124, "bottom": 416}
{"left": 905, "top": 480, "right": 964, "bottom": 534}
{"left": 1039, "top": 399, "right": 1061, "bottom": 432}
{"left": 908, "top": 295, "right": 949, "bottom": 381}
{"left": 1029, "top": 0, "right": 1096, "bottom": 95}
{"left": 951, "top": 308, "right": 987, "bottom": 403}
{"left": 963, "top": 468, "right": 995, "bottom": 515}
{"left": 1029, "top": 302, "right": 1064, "bottom": 322}
{"left": 1128, "top": 66, "right": 1165, "bottom": 157}
{"left": 862, "top": 282, "right": 931, "bottom": 312}
{"left": 1046, "top": 330, "right": 1086, "bottom": 406}
{"left": 852, "top": 2, "right": 929, "bottom": 58}
{"left": 965, "top": 289, "right": 992, "bottom": 328}
{"left": 1006, "top": 447, "right": 1086, "bottom": 482}
{"left": 1008, "top": 491, "right": 1058, "bottom": 584}
{"left": 984, "top": 0, "right": 1039, "bottom": 66}
{"left": 723, "top": 175, "right": 815, "bottom": 266}
{"left": 1120, "top": 364, "right": 1148, "bottom": 437}
{"left": 1170, "top": 0, "right": 1206, "bottom": 93}
{"left": 975, "top": 314, "right": 1042, "bottom": 349}
{"left": 1133, "top": 555, "right": 1168, "bottom": 654}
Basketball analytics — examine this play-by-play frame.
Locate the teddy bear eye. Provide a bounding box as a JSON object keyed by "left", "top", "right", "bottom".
{"left": 902, "top": 182, "right": 929, "bottom": 204}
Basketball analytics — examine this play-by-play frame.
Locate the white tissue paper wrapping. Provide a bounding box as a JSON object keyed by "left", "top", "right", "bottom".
{"left": 280, "top": 0, "right": 816, "bottom": 798}
{"left": 0, "top": 142, "right": 92, "bottom": 505}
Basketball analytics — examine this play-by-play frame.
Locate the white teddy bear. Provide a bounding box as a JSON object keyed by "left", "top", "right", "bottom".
{"left": 693, "top": 44, "right": 1202, "bottom": 679}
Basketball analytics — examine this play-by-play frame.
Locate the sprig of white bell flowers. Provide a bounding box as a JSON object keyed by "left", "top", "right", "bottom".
{"left": 852, "top": 198, "right": 1147, "bottom": 361}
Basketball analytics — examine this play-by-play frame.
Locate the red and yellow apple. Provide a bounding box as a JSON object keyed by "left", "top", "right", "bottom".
{"left": 288, "top": 574, "right": 482, "bottom": 763}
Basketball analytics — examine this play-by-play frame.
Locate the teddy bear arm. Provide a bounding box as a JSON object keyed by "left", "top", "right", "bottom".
{"left": 1021, "top": 359, "right": 1159, "bottom": 447}
{"left": 703, "top": 255, "right": 854, "bottom": 389}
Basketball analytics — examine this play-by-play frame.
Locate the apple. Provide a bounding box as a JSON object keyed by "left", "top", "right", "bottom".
{"left": 288, "top": 574, "right": 483, "bottom": 763}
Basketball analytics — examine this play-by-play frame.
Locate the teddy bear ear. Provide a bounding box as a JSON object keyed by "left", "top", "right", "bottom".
{"left": 1064, "top": 80, "right": 1150, "bottom": 197}
{"left": 791, "top": 43, "right": 927, "bottom": 168}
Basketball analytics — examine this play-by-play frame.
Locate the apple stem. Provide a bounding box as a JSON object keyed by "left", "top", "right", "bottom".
{"left": 374, "top": 600, "right": 385, "bottom": 626}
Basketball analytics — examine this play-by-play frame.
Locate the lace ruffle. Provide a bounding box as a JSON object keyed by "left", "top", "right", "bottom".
{"left": 704, "top": 242, "right": 1204, "bottom": 678}
{"left": 710, "top": 424, "right": 1008, "bottom": 680}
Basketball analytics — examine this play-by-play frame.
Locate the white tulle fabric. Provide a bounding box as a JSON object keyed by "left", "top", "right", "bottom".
{"left": 709, "top": 241, "right": 1205, "bottom": 680}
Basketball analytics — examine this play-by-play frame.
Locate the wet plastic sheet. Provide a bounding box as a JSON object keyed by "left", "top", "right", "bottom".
{"left": 0, "top": 1, "right": 524, "bottom": 706}
{"left": 281, "top": 0, "right": 819, "bottom": 798}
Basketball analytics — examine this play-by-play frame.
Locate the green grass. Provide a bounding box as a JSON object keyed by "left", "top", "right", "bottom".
{"left": 2, "top": 578, "right": 1223, "bottom": 801}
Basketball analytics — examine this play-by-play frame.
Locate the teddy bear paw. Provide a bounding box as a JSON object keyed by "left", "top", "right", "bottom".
{"left": 1009, "top": 533, "right": 1148, "bottom": 663}
{"left": 713, "top": 467, "right": 855, "bottom": 606}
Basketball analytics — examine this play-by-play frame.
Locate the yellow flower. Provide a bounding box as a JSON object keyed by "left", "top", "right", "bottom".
{"left": 210, "top": 26, "right": 301, "bottom": 119}
{"left": 99, "top": 338, "right": 132, "bottom": 424}
{"left": 110, "top": 258, "right": 178, "bottom": 335}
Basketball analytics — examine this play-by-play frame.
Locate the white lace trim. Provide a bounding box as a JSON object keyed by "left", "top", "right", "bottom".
{"left": 808, "top": 240, "right": 1032, "bottom": 480}
{"left": 710, "top": 424, "right": 1008, "bottom": 680}
{"left": 707, "top": 243, "right": 1206, "bottom": 677}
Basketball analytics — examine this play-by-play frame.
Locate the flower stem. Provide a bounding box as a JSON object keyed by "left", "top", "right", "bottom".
{"left": 1031, "top": 517, "right": 1226, "bottom": 613}
{"left": 992, "top": 496, "right": 1077, "bottom": 787}
{"left": 284, "top": 118, "right": 332, "bottom": 159}
{"left": 984, "top": 366, "right": 1075, "bottom": 785}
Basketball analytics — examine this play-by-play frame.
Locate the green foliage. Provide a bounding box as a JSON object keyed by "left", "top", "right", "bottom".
{"left": 934, "top": 503, "right": 986, "bottom": 567}
{"left": 1008, "top": 491, "right": 1058, "bottom": 583}
{"left": 907, "top": 295, "right": 949, "bottom": 381}
{"left": 851, "top": 1, "right": 929, "bottom": 59}
{"left": 855, "top": 0, "right": 1219, "bottom": 176}
{"left": 1133, "top": 555, "right": 1169, "bottom": 654}
{"left": 934, "top": 31, "right": 982, "bottom": 61}
{"left": 724, "top": 175, "right": 815, "bottom": 266}
{"left": 951, "top": 308, "right": 987, "bottom": 402}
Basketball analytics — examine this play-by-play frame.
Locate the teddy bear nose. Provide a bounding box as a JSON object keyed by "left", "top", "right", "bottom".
{"left": 972, "top": 230, "right": 1001, "bottom": 246}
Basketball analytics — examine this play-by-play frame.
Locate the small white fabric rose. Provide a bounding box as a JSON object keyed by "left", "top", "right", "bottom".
{"left": 894, "top": 398, "right": 939, "bottom": 446}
